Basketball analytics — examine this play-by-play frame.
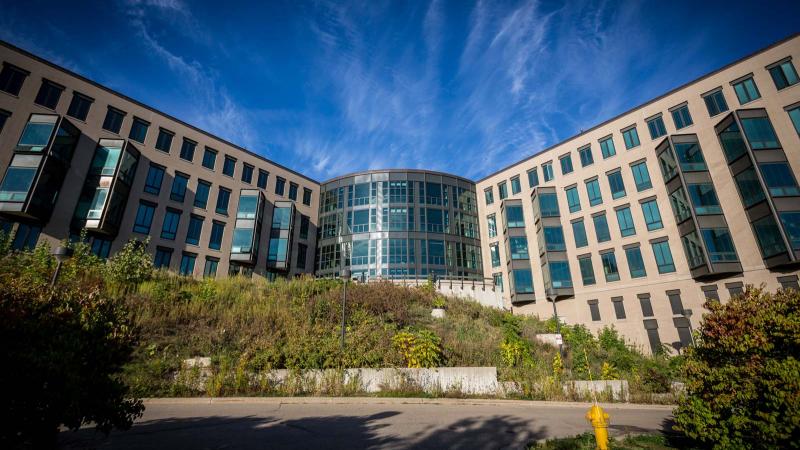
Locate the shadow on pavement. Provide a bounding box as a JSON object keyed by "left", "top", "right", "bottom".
{"left": 59, "top": 411, "right": 547, "bottom": 449}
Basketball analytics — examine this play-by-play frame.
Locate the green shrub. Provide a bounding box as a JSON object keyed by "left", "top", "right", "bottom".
{"left": 392, "top": 327, "right": 443, "bottom": 368}
{"left": 674, "top": 287, "right": 800, "bottom": 449}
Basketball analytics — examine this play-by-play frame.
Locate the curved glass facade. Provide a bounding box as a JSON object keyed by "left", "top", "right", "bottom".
{"left": 315, "top": 170, "right": 482, "bottom": 280}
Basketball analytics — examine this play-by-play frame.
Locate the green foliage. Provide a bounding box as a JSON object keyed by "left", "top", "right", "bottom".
{"left": 0, "top": 244, "right": 142, "bottom": 447}
{"left": 531, "top": 432, "right": 676, "bottom": 449}
{"left": 392, "top": 327, "right": 443, "bottom": 368}
{"left": 106, "top": 238, "right": 153, "bottom": 289}
{"left": 432, "top": 295, "right": 446, "bottom": 309}
{"left": 499, "top": 313, "right": 535, "bottom": 368}
{"left": 674, "top": 287, "right": 800, "bottom": 449}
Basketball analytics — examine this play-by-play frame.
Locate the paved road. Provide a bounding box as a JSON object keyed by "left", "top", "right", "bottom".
{"left": 59, "top": 397, "right": 674, "bottom": 449}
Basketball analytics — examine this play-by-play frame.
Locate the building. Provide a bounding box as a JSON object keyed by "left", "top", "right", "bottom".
{"left": 316, "top": 170, "right": 481, "bottom": 280}
{"left": 1, "top": 35, "right": 800, "bottom": 352}
{"left": 476, "top": 34, "right": 800, "bottom": 353}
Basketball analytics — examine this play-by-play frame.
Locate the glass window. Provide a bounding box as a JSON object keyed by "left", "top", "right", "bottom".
{"left": 622, "top": 127, "right": 640, "bottom": 149}
{"left": 160, "top": 208, "right": 181, "bottom": 240}
{"left": 589, "top": 302, "right": 601, "bottom": 321}
{"left": 179, "top": 253, "right": 196, "bottom": 276}
{"left": 542, "top": 163, "right": 554, "bottom": 182}
{"left": 299, "top": 214, "right": 310, "bottom": 239}
{"left": 67, "top": 93, "right": 93, "bottom": 121}
{"left": 641, "top": 199, "right": 663, "bottom": 231}
{"left": 579, "top": 146, "right": 593, "bottom": 167}
{"left": 646, "top": 116, "right": 667, "bottom": 139}
{"left": 133, "top": 201, "right": 155, "bottom": 234}
{"left": 586, "top": 179, "right": 602, "bottom": 206}
{"left": 504, "top": 206, "right": 525, "bottom": 229}
{"left": 91, "top": 238, "right": 112, "bottom": 259}
{"left": 669, "top": 186, "right": 693, "bottom": 223}
{"left": 600, "top": 137, "right": 616, "bottom": 159}
{"left": 566, "top": 186, "right": 581, "bottom": 213}
{"left": 16, "top": 117, "right": 55, "bottom": 152}
{"left": 209, "top": 221, "right": 224, "bottom": 250}
{"left": 734, "top": 168, "right": 766, "bottom": 207}
{"left": 668, "top": 292, "right": 684, "bottom": 315}
{"left": 789, "top": 106, "right": 800, "bottom": 135}
{"left": 102, "top": 107, "right": 125, "bottom": 134}
{"left": 601, "top": 252, "right": 620, "bottom": 282}
{"left": 201, "top": 148, "right": 217, "bottom": 170}
{"left": 682, "top": 231, "right": 706, "bottom": 269}
{"left": 671, "top": 105, "right": 693, "bottom": 129}
{"left": 512, "top": 269, "right": 534, "bottom": 294}
{"left": 194, "top": 180, "right": 211, "bottom": 209}
{"left": 186, "top": 215, "right": 204, "bottom": 245}
{"left": 510, "top": 177, "right": 521, "bottom": 194}
{"left": 613, "top": 298, "right": 626, "bottom": 319}
{"left": 258, "top": 170, "right": 269, "bottom": 189}
{"left": 490, "top": 243, "right": 500, "bottom": 267}
{"left": 759, "top": 163, "right": 800, "bottom": 196}
{"left": 550, "top": 261, "right": 572, "bottom": 288}
{"left": 616, "top": 207, "right": 635, "bottom": 237}
{"left": 544, "top": 226, "right": 566, "bottom": 251}
{"left": 651, "top": 241, "right": 676, "bottom": 273}
{"left": 674, "top": 142, "right": 706, "bottom": 171}
{"left": 572, "top": 219, "right": 588, "bottom": 248}
{"left": 89, "top": 142, "right": 121, "bottom": 176}
{"left": 155, "top": 129, "right": 173, "bottom": 153}
{"left": 779, "top": 211, "right": 800, "bottom": 250}
{"left": 658, "top": 146, "right": 678, "bottom": 182}
{"left": 216, "top": 187, "right": 231, "bottom": 214}
{"left": 593, "top": 214, "right": 611, "bottom": 242}
{"left": 687, "top": 183, "right": 722, "bottom": 215}
{"left": 579, "top": 255, "right": 595, "bottom": 285}
{"left": 560, "top": 155, "right": 573, "bottom": 174}
{"left": 626, "top": 247, "right": 646, "bottom": 278}
{"left": 0, "top": 110, "right": 8, "bottom": 134}
{"left": 753, "top": 215, "right": 787, "bottom": 258}
{"left": 296, "top": 243, "right": 308, "bottom": 269}
{"left": 223, "top": 156, "right": 236, "bottom": 177}
{"left": 718, "top": 120, "right": 747, "bottom": 163}
{"left": 203, "top": 257, "right": 219, "bottom": 278}
{"left": 703, "top": 90, "right": 728, "bottom": 116}
{"left": 288, "top": 182, "right": 298, "bottom": 200}
{"left": 631, "top": 161, "right": 652, "bottom": 191}
{"left": 484, "top": 188, "right": 494, "bottom": 205}
{"left": 232, "top": 228, "right": 254, "bottom": 254}
{"left": 303, "top": 187, "right": 312, "bottom": 206}
{"left": 733, "top": 77, "right": 760, "bottom": 104}
{"left": 487, "top": 214, "right": 497, "bottom": 238}
{"left": 498, "top": 181, "right": 508, "bottom": 200}
{"left": 493, "top": 273, "right": 503, "bottom": 292}
{"left": 527, "top": 168, "right": 539, "bottom": 188}
{"left": 237, "top": 195, "right": 258, "bottom": 219}
{"left": 607, "top": 171, "right": 626, "bottom": 199}
{"left": 34, "top": 80, "right": 63, "bottom": 109}
{"left": 509, "top": 236, "right": 528, "bottom": 259}
{"left": 701, "top": 228, "right": 738, "bottom": 262}
{"left": 179, "top": 139, "right": 196, "bottom": 162}
{"left": 769, "top": 60, "right": 799, "bottom": 90}
{"left": 740, "top": 116, "right": 779, "bottom": 149}
{"left": 0, "top": 64, "right": 27, "bottom": 95}
{"left": 128, "top": 117, "right": 149, "bottom": 143}
{"left": 1, "top": 166, "right": 38, "bottom": 201}
{"left": 170, "top": 173, "right": 189, "bottom": 202}
{"left": 241, "top": 164, "right": 254, "bottom": 183}
{"left": 154, "top": 247, "right": 172, "bottom": 269}
{"left": 539, "top": 193, "right": 560, "bottom": 217}
{"left": 275, "top": 177, "right": 286, "bottom": 196}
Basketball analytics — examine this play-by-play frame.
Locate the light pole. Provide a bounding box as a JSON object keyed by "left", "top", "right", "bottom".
{"left": 51, "top": 246, "right": 74, "bottom": 288}
{"left": 682, "top": 308, "right": 695, "bottom": 346}
{"left": 340, "top": 268, "right": 351, "bottom": 352}
{"left": 546, "top": 287, "right": 563, "bottom": 356}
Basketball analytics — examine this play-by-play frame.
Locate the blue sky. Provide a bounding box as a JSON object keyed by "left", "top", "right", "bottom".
{"left": 2, "top": 1, "right": 798, "bottom": 181}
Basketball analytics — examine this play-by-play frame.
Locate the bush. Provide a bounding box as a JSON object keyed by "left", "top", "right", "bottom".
{"left": 0, "top": 245, "right": 143, "bottom": 448}
{"left": 392, "top": 327, "right": 443, "bottom": 368}
{"left": 674, "top": 287, "right": 800, "bottom": 449}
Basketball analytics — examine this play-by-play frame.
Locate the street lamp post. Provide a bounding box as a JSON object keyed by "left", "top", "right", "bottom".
{"left": 546, "top": 288, "right": 563, "bottom": 356}
{"left": 51, "top": 246, "right": 74, "bottom": 288}
{"left": 340, "top": 268, "right": 351, "bottom": 351}
{"left": 683, "top": 308, "right": 695, "bottom": 346}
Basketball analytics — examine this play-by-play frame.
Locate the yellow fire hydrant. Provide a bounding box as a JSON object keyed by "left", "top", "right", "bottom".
{"left": 585, "top": 404, "right": 610, "bottom": 450}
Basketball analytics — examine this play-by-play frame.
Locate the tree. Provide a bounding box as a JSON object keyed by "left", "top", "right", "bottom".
{"left": 0, "top": 247, "right": 143, "bottom": 448}
{"left": 674, "top": 287, "right": 800, "bottom": 449}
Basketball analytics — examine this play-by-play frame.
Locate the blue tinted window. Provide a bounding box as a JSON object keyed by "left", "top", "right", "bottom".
{"left": 102, "top": 107, "right": 125, "bottom": 133}
{"left": 625, "top": 247, "right": 646, "bottom": 278}
{"left": 498, "top": 181, "right": 508, "bottom": 200}
{"left": 144, "top": 164, "right": 164, "bottom": 195}
{"left": 560, "top": 155, "right": 573, "bottom": 174}
{"left": 779, "top": 211, "right": 800, "bottom": 250}
{"left": 179, "top": 253, "right": 196, "bottom": 276}
{"left": 154, "top": 247, "right": 172, "bottom": 269}
{"left": 209, "top": 221, "right": 224, "bottom": 250}
{"left": 170, "top": 173, "right": 189, "bottom": 202}
{"left": 155, "top": 129, "right": 173, "bottom": 153}
{"left": 607, "top": 171, "right": 626, "bottom": 199}
{"left": 527, "top": 169, "right": 539, "bottom": 188}
{"left": 759, "top": 163, "right": 800, "bottom": 196}
{"left": 789, "top": 107, "right": 800, "bottom": 135}
{"left": 204, "top": 258, "right": 219, "bottom": 278}
{"left": 223, "top": 156, "right": 236, "bottom": 177}
{"left": 202, "top": 148, "right": 217, "bottom": 170}
{"left": 622, "top": 127, "right": 640, "bottom": 149}
{"left": 133, "top": 201, "right": 155, "bottom": 234}
{"left": 505, "top": 205, "right": 524, "bottom": 227}
{"left": 258, "top": 170, "right": 269, "bottom": 189}
{"left": 509, "top": 236, "right": 529, "bottom": 260}
{"left": 128, "top": 117, "right": 149, "bottom": 143}
{"left": 90, "top": 238, "right": 111, "bottom": 259}
{"left": 601, "top": 252, "right": 620, "bottom": 282}
{"left": 544, "top": 226, "right": 566, "bottom": 251}
{"left": 566, "top": 187, "right": 581, "bottom": 213}
{"left": 216, "top": 187, "right": 231, "bottom": 214}
{"left": 572, "top": 220, "right": 588, "bottom": 248}
{"left": 539, "top": 193, "right": 560, "bottom": 217}
{"left": 671, "top": 105, "right": 693, "bottom": 129}
{"left": 675, "top": 142, "right": 706, "bottom": 172}
{"left": 579, "top": 146, "right": 593, "bottom": 166}
{"left": 687, "top": 183, "right": 721, "bottom": 215}
{"left": 703, "top": 90, "right": 728, "bottom": 116}
{"left": 641, "top": 199, "right": 663, "bottom": 231}
{"left": 631, "top": 161, "right": 652, "bottom": 191}
{"left": 586, "top": 179, "right": 602, "bottom": 206}
{"left": 179, "top": 139, "right": 196, "bottom": 162}
{"left": 542, "top": 163, "right": 554, "bottom": 182}
{"left": 578, "top": 256, "right": 595, "bottom": 285}
{"left": 194, "top": 180, "right": 211, "bottom": 209}
{"left": 510, "top": 177, "right": 521, "bottom": 194}
{"left": 651, "top": 241, "right": 676, "bottom": 273}
{"left": 718, "top": 120, "right": 747, "bottom": 163}
{"left": 484, "top": 188, "right": 494, "bottom": 205}
{"left": 769, "top": 60, "right": 799, "bottom": 90}
{"left": 615, "top": 207, "right": 635, "bottom": 237}
{"left": 741, "top": 117, "right": 779, "bottom": 150}
{"left": 734, "top": 168, "right": 766, "bottom": 207}
{"left": 490, "top": 244, "right": 500, "bottom": 267}
{"left": 701, "top": 228, "right": 738, "bottom": 262}
{"left": 160, "top": 209, "right": 181, "bottom": 240}
{"left": 733, "top": 77, "right": 760, "bottom": 104}
{"left": 512, "top": 269, "right": 534, "bottom": 294}
{"left": 593, "top": 214, "right": 611, "bottom": 242}
{"left": 186, "top": 215, "right": 203, "bottom": 245}
{"left": 600, "top": 137, "right": 616, "bottom": 159}
{"left": 549, "top": 261, "right": 572, "bottom": 288}
{"left": 647, "top": 116, "right": 667, "bottom": 139}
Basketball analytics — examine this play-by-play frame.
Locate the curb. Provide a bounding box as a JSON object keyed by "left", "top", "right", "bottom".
{"left": 143, "top": 397, "right": 676, "bottom": 410}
